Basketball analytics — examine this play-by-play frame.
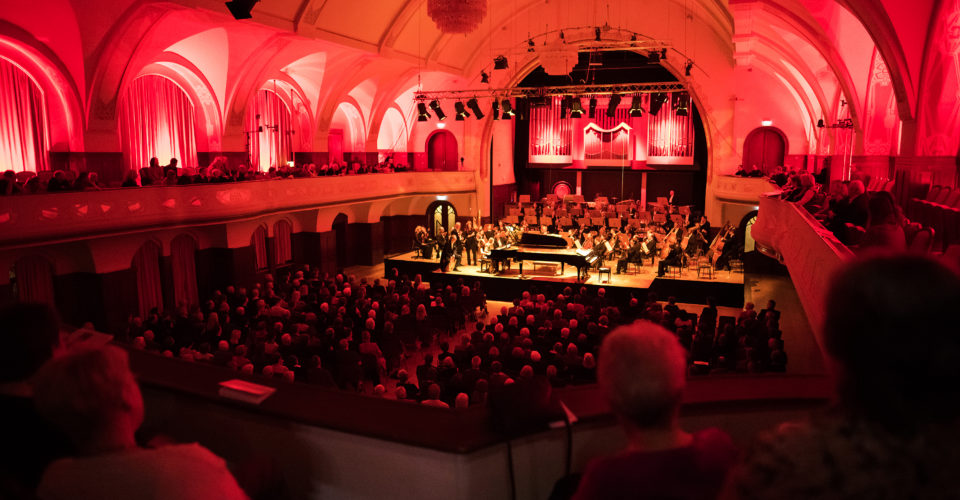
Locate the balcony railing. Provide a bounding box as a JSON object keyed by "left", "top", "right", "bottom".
{"left": 713, "top": 175, "right": 780, "bottom": 204}
{"left": 751, "top": 194, "right": 853, "bottom": 354}
{"left": 0, "top": 171, "right": 476, "bottom": 247}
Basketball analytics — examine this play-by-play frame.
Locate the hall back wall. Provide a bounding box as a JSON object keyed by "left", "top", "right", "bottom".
{"left": 519, "top": 169, "right": 698, "bottom": 209}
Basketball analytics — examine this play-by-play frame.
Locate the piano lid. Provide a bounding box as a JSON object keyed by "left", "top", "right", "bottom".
{"left": 518, "top": 232, "right": 567, "bottom": 248}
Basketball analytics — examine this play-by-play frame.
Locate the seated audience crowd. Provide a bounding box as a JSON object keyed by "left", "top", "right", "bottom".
{"left": 121, "top": 263, "right": 786, "bottom": 409}
{"left": 0, "top": 154, "right": 413, "bottom": 195}
{"left": 3, "top": 254, "right": 959, "bottom": 499}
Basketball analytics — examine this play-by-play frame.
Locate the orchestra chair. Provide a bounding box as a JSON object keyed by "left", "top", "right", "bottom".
{"left": 524, "top": 215, "right": 539, "bottom": 225}
{"left": 479, "top": 258, "right": 493, "bottom": 273}
{"left": 540, "top": 216, "right": 552, "bottom": 226}
{"left": 598, "top": 266, "right": 612, "bottom": 283}
{"left": 697, "top": 257, "right": 714, "bottom": 279}
{"left": 591, "top": 217, "right": 605, "bottom": 227}
{"left": 728, "top": 259, "right": 744, "bottom": 274}
{"left": 608, "top": 218, "right": 622, "bottom": 228}
{"left": 560, "top": 217, "right": 573, "bottom": 229}
{"left": 666, "top": 263, "right": 682, "bottom": 279}
{"left": 518, "top": 194, "right": 531, "bottom": 203}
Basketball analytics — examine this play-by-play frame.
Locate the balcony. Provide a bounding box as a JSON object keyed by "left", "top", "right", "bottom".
{"left": 712, "top": 175, "right": 780, "bottom": 204}
{"left": 0, "top": 171, "right": 476, "bottom": 248}
{"left": 751, "top": 194, "right": 853, "bottom": 354}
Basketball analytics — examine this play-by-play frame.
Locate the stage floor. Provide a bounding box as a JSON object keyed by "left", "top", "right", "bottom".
{"left": 385, "top": 250, "right": 745, "bottom": 307}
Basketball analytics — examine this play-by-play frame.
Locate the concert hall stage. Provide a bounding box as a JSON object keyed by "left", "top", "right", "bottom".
{"left": 384, "top": 251, "right": 745, "bottom": 308}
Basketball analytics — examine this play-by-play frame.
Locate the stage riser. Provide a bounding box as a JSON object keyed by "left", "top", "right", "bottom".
{"left": 384, "top": 257, "right": 744, "bottom": 308}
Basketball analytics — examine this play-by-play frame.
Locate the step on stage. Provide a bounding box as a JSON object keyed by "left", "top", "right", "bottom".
{"left": 384, "top": 251, "right": 745, "bottom": 308}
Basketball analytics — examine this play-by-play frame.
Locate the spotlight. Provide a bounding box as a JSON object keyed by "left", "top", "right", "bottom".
{"left": 606, "top": 94, "right": 621, "bottom": 117}
{"left": 661, "top": 48, "right": 667, "bottom": 60}
{"left": 685, "top": 60, "right": 694, "bottom": 77}
{"left": 595, "top": 27, "right": 602, "bottom": 41}
{"left": 455, "top": 101, "right": 470, "bottom": 121}
{"left": 481, "top": 71, "right": 489, "bottom": 84}
{"left": 560, "top": 97, "right": 570, "bottom": 119}
{"left": 588, "top": 97, "right": 598, "bottom": 118}
{"left": 817, "top": 118, "right": 825, "bottom": 128}
{"left": 501, "top": 99, "right": 515, "bottom": 119}
{"left": 417, "top": 102, "right": 431, "bottom": 122}
{"left": 527, "top": 38, "right": 535, "bottom": 52}
{"left": 494, "top": 55, "right": 509, "bottom": 69}
{"left": 630, "top": 33, "right": 638, "bottom": 41}
{"left": 429, "top": 100, "right": 446, "bottom": 121}
{"left": 673, "top": 92, "right": 689, "bottom": 116}
{"left": 648, "top": 93, "right": 667, "bottom": 115}
{"left": 648, "top": 50, "right": 661, "bottom": 64}
{"left": 629, "top": 95, "right": 643, "bottom": 117}
{"left": 225, "top": 0, "right": 257, "bottom": 19}
{"left": 492, "top": 100, "right": 500, "bottom": 120}
{"left": 559, "top": 30, "right": 565, "bottom": 40}
{"left": 569, "top": 98, "right": 584, "bottom": 118}
{"left": 467, "top": 98, "right": 484, "bottom": 119}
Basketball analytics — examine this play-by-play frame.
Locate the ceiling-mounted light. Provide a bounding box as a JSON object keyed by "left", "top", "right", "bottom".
{"left": 606, "top": 94, "right": 621, "bottom": 117}
{"left": 648, "top": 93, "right": 667, "bottom": 115}
{"left": 427, "top": 0, "right": 488, "bottom": 34}
{"left": 595, "top": 27, "right": 602, "bottom": 41}
{"left": 467, "top": 98, "right": 484, "bottom": 119}
{"left": 630, "top": 33, "right": 638, "bottom": 41}
{"left": 501, "top": 99, "right": 514, "bottom": 119}
{"left": 492, "top": 99, "right": 500, "bottom": 120}
{"left": 685, "top": 60, "right": 694, "bottom": 77}
{"left": 629, "top": 95, "right": 643, "bottom": 117}
{"left": 588, "top": 97, "right": 598, "bottom": 119}
{"left": 480, "top": 71, "right": 489, "bottom": 83}
{"left": 661, "top": 48, "right": 667, "bottom": 60}
{"left": 225, "top": 0, "right": 258, "bottom": 19}
{"left": 761, "top": 120, "right": 773, "bottom": 127}
{"left": 817, "top": 118, "right": 825, "bottom": 128}
{"left": 417, "top": 102, "right": 431, "bottom": 122}
{"left": 455, "top": 101, "right": 470, "bottom": 120}
{"left": 494, "top": 55, "right": 509, "bottom": 69}
{"left": 673, "top": 92, "right": 690, "bottom": 116}
{"left": 559, "top": 30, "right": 565, "bottom": 40}
{"left": 648, "top": 50, "right": 661, "bottom": 64}
{"left": 569, "top": 98, "right": 584, "bottom": 118}
{"left": 430, "top": 100, "right": 446, "bottom": 121}
{"left": 527, "top": 38, "right": 535, "bottom": 52}
{"left": 560, "top": 96, "right": 570, "bottom": 119}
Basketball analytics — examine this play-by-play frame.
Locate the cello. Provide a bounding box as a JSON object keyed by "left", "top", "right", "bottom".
{"left": 708, "top": 223, "right": 734, "bottom": 267}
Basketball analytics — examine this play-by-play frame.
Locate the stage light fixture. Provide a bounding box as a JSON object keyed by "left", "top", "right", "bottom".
{"left": 629, "top": 95, "right": 644, "bottom": 117}
{"left": 455, "top": 101, "right": 470, "bottom": 120}
{"left": 494, "top": 55, "right": 509, "bottom": 69}
{"left": 817, "top": 119, "right": 825, "bottom": 128}
{"left": 630, "top": 33, "right": 638, "bottom": 41}
{"left": 595, "top": 27, "right": 602, "bottom": 41}
{"left": 467, "top": 98, "right": 484, "bottom": 119}
{"left": 588, "top": 97, "right": 598, "bottom": 118}
{"left": 559, "top": 30, "right": 565, "bottom": 40}
{"left": 480, "top": 71, "right": 489, "bottom": 83}
{"left": 648, "top": 93, "right": 667, "bottom": 115}
{"left": 673, "top": 92, "right": 690, "bottom": 116}
{"left": 648, "top": 50, "right": 661, "bottom": 64}
{"left": 417, "top": 102, "right": 431, "bottom": 122}
{"left": 569, "top": 98, "right": 584, "bottom": 118}
{"left": 429, "top": 100, "right": 446, "bottom": 121}
{"left": 527, "top": 39, "right": 536, "bottom": 52}
{"left": 606, "top": 94, "right": 621, "bottom": 117}
{"left": 685, "top": 60, "right": 694, "bottom": 77}
{"left": 661, "top": 48, "right": 667, "bottom": 60}
{"left": 225, "top": 0, "right": 258, "bottom": 19}
{"left": 492, "top": 100, "right": 500, "bottom": 120}
{"left": 501, "top": 99, "right": 515, "bottom": 119}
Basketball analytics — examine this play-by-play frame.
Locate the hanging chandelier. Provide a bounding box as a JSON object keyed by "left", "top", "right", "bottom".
{"left": 427, "top": 0, "right": 487, "bottom": 34}
{"left": 537, "top": 40, "right": 578, "bottom": 76}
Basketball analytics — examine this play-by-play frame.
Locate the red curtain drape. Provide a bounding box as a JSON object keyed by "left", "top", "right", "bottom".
{"left": 15, "top": 255, "right": 54, "bottom": 304}
{"left": 273, "top": 220, "right": 292, "bottom": 266}
{"left": 171, "top": 235, "right": 198, "bottom": 308}
{"left": 119, "top": 75, "right": 198, "bottom": 171}
{"left": 133, "top": 242, "right": 164, "bottom": 316}
{"left": 247, "top": 89, "right": 293, "bottom": 172}
{"left": 252, "top": 226, "right": 268, "bottom": 271}
{"left": 0, "top": 57, "right": 48, "bottom": 172}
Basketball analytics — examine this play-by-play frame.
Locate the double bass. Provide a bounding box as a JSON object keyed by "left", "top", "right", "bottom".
{"left": 659, "top": 226, "right": 679, "bottom": 260}
{"left": 707, "top": 223, "right": 734, "bottom": 267}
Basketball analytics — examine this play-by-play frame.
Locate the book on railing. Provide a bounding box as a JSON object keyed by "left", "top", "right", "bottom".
{"left": 218, "top": 379, "right": 276, "bottom": 405}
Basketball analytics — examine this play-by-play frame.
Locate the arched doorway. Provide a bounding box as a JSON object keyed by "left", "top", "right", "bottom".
{"left": 332, "top": 213, "right": 348, "bottom": 270}
{"left": 427, "top": 130, "right": 458, "bottom": 171}
{"left": 426, "top": 201, "right": 457, "bottom": 237}
{"left": 742, "top": 127, "right": 787, "bottom": 175}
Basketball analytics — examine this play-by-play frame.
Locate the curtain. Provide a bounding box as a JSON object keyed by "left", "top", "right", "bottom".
{"left": 171, "top": 235, "right": 198, "bottom": 308}
{"left": 133, "top": 242, "right": 164, "bottom": 316}
{"left": 252, "top": 226, "right": 268, "bottom": 271}
{"left": 247, "top": 89, "right": 293, "bottom": 172}
{"left": 119, "top": 75, "right": 198, "bottom": 172}
{"left": 273, "top": 220, "right": 292, "bottom": 266}
{"left": 0, "top": 57, "right": 48, "bottom": 172}
{"left": 15, "top": 255, "right": 54, "bottom": 304}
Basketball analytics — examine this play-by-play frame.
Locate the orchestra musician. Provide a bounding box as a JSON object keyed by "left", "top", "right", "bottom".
{"left": 437, "top": 228, "right": 451, "bottom": 270}
{"left": 464, "top": 221, "right": 479, "bottom": 266}
{"left": 450, "top": 222, "right": 463, "bottom": 271}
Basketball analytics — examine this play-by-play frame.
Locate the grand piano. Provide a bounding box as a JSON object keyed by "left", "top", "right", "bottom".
{"left": 487, "top": 232, "right": 596, "bottom": 280}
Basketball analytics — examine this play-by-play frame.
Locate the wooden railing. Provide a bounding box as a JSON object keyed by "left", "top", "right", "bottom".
{"left": 751, "top": 194, "right": 853, "bottom": 354}
{"left": 0, "top": 172, "right": 476, "bottom": 248}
